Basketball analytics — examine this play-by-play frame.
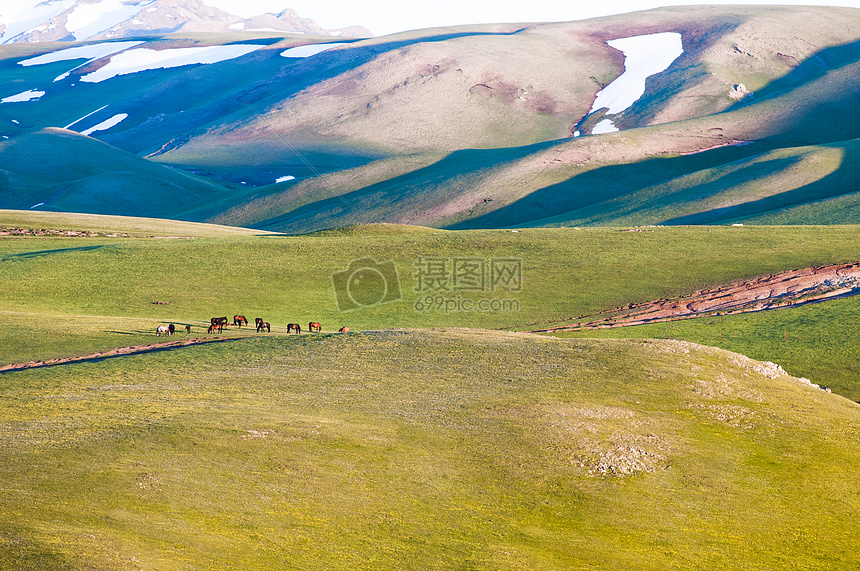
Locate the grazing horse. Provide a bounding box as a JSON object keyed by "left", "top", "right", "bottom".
{"left": 208, "top": 322, "right": 223, "bottom": 334}
{"left": 256, "top": 321, "right": 270, "bottom": 333}
{"left": 287, "top": 323, "right": 301, "bottom": 334}
{"left": 211, "top": 316, "right": 228, "bottom": 328}
{"left": 255, "top": 317, "right": 264, "bottom": 329}
{"left": 168, "top": 323, "right": 175, "bottom": 336}
{"left": 185, "top": 325, "right": 191, "bottom": 333}
{"left": 156, "top": 325, "right": 170, "bottom": 337}
{"left": 339, "top": 326, "right": 349, "bottom": 333}
{"left": 309, "top": 322, "right": 322, "bottom": 333}
{"left": 233, "top": 315, "right": 248, "bottom": 327}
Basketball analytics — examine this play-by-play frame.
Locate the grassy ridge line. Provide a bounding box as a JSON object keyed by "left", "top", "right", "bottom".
{"left": 1, "top": 330, "right": 858, "bottom": 569}
{"left": 0, "top": 210, "right": 275, "bottom": 236}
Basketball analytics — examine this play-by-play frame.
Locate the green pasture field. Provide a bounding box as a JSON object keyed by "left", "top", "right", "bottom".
{"left": 1, "top": 330, "right": 858, "bottom": 570}
{"left": 550, "top": 295, "right": 860, "bottom": 403}
{"left": 1, "top": 215, "right": 859, "bottom": 397}
{"left": 3, "top": 213, "right": 860, "bottom": 568}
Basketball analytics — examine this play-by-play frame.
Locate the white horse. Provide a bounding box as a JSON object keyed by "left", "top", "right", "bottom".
{"left": 156, "top": 325, "right": 171, "bottom": 337}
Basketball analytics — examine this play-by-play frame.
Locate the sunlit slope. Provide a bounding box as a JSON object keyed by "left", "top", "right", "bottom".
{"left": 519, "top": 139, "right": 860, "bottom": 228}
{"left": 190, "top": 6, "right": 860, "bottom": 232}
{"left": 4, "top": 7, "right": 860, "bottom": 228}
{"left": 3, "top": 217, "right": 860, "bottom": 399}
{"left": 0, "top": 209, "right": 272, "bottom": 236}
{"left": 0, "top": 129, "right": 231, "bottom": 217}
{"left": 1, "top": 330, "right": 858, "bottom": 569}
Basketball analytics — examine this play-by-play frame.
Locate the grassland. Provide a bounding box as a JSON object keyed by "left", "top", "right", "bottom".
{"left": 2, "top": 212, "right": 860, "bottom": 568}
{"left": 2, "top": 330, "right": 859, "bottom": 569}
{"left": 1, "top": 213, "right": 859, "bottom": 394}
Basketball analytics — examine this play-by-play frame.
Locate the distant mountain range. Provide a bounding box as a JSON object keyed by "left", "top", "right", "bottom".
{"left": 3, "top": 5, "right": 860, "bottom": 232}
{"left": 0, "top": 0, "right": 372, "bottom": 44}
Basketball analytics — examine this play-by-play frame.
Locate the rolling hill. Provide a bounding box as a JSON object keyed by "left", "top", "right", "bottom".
{"left": 3, "top": 6, "right": 860, "bottom": 231}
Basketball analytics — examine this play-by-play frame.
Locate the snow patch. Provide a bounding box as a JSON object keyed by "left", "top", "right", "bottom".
{"left": 276, "top": 175, "right": 295, "bottom": 183}
{"left": 281, "top": 43, "right": 347, "bottom": 58}
{"left": 1, "top": 89, "right": 45, "bottom": 103}
{"left": 80, "top": 45, "right": 261, "bottom": 82}
{"left": 81, "top": 113, "right": 128, "bottom": 135}
{"left": 19, "top": 40, "right": 145, "bottom": 81}
{"left": 66, "top": 0, "right": 155, "bottom": 41}
{"left": 0, "top": 0, "right": 75, "bottom": 43}
{"left": 586, "top": 32, "right": 683, "bottom": 133}
{"left": 64, "top": 105, "right": 110, "bottom": 129}
{"left": 592, "top": 119, "right": 618, "bottom": 135}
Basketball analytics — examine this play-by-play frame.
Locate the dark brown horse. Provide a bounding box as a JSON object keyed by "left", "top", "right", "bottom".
{"left": 168, "top": 323, "right": 175, "bottom": 335}
{"left": 308, "top": 322, "right": 322, "bottom": 333}
{"left": 233, "top": 315, "right": 248, "bottom": 327}
{"left": 211, "top": 316, "right": 228, "bottom": 327}
{"left": 255, "top": 317, "right": 264, "bottom": 329}
{"left": 185, "top": 324, "right": 192, "bottom": 333}
{"left": 256, "top": 321, "right": 270, "bottom": 333}
{"left": 208, "top": 322, "right": 223, "bottom": 334}
{"left": 339, "top": 326, "right": 349, "bottom": 333}
{"left": 287, "top": 323, "right": 301, "bottom": 334}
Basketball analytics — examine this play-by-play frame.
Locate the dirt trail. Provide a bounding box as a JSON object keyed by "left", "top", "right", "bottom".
{"left": 0, "top": 336, "right": 245, "bottom": 373}
{"left": 530, "top": 261, "right": 860, "bottom": 333}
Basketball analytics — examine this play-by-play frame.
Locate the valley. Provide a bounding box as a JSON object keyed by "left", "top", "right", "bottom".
{"left": 3, "top": 3, "right": 860, "bottom": 568}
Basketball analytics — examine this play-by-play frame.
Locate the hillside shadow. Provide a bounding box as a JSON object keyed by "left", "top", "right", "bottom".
{"left": 661, "top": 144, "right": 860, "bottom": 225}
{"left": 0, "top": 245, "right": 107, "bottom": 261}
{"left": 449, "top": 36, "right": 860, "bottom": 229}
{"left": 251, "top": 141, "right": 558, "bottom": 232}
{"left": 737, "top": 38, "right": 860, "bottom": 103}
{"left": 447, "top": 140, "right": 777, "bottom": 229}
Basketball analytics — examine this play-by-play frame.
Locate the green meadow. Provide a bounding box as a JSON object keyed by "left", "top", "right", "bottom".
{"left": 2, "top": 330, "right": 859, "bottom": 570}
{"left": 2, "top": 212, "right": 860, "bottom": 569}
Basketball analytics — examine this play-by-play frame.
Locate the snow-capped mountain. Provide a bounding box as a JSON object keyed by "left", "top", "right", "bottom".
{"left": 0, "top": 0, "right": 372, "bottom": 43}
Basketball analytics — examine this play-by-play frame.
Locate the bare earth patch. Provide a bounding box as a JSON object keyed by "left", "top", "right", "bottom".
{"left": 531, "top": 261, "right": 860, "bottom": 332}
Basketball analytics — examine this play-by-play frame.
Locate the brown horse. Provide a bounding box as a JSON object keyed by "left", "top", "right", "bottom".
{"left": 233, "top": 315, "right": 248, "bottom": 327}
{"left": 168, "top": 323, "right": 175, "bottom": 336}
{"left": 309, "top": 322, "right": 322, "bottom": 333}
{"left": 339, "top": 326, "right": 349, "bottom": 333}
{"left": 255, "top": 317, "right": 264, "bottom": 329}
{"left": 185, "top": 324, "right": 192, "bottom": 333}
{"left": 256, "top": 321, "right": 270, "bottom": 333}
{"left": 208, "top": 322, "right": 223, "bottom": 334}
{"left": 287, "top": 323, "right": 301, "bottom": 334}
{"left": 211, "top": 316, "right": 228, "bottom": 327}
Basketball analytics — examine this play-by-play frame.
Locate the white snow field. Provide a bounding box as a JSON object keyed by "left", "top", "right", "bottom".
{"left": 586, "top": 32, "right": 683, "bottom": 134}
{"left": 80, "top": 112, "right": 128, "bottom": 135}
{"left": 18, "top": 40, "right": 146, "bottom": 81}
{"left": 79, "top": 44, "right": 262, "bottom": 82}
{"left": 1, "top": 89, "right": 45, "bottom": 103}
{"left": 280, "top": 43, "right": 347, "bottom": 58}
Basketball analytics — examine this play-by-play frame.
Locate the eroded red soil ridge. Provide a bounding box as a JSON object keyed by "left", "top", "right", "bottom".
{"left": 532, "top": 262, "right": 860, "bottom": 333}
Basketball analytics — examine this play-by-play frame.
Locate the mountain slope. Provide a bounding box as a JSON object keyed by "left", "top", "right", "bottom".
{"left": 0, "top": 0, "right": 372, "bottom": 43}
{"left": 3, "top": 6, "right": 860, "bottom": 229}
{"left": 0, "top": 128, "right": 231, "bottom": 216}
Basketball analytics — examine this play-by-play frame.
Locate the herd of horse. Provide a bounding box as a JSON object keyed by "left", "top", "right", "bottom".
{"left": 156, "top": 315, "right": 349, "bottom": 336}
